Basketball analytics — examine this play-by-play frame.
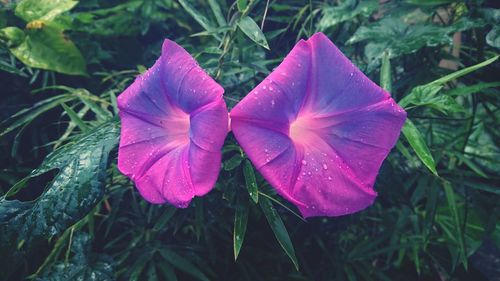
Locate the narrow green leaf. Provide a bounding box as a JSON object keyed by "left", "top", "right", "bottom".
{"left": 237, "top": 16, "right": 270, "bottom": 50}
{"left": 446, "top": 81, "right": 500, "bottom": 96}
{"left": 243, "top": 160, "right": 259, "bottom": 203}
{"left": 0, "top": 94, "right": 74, "bottom": 137}
{"left": 402, "top": 119, "right": 438, "bottom": 175}
{"left": 380, "top": 51, "right": 392, "bottom": 93}
{"left": 224, "top": 154, "right": 243, "bottom": 171}
{"left": 259, "top": 197, "right": 299, "bottom": 270}
{"left": 178, "top": 0, "right": 214, "bottom": 32}
{"left": 234, "top": 198, "right": 249, "bottom": 260}
{"left": 152, "top": 207, "right": 176, "bottom": 232}
{"left": 442, "top": 181, "right": 468, "bottom": 269}
{"left": 159, "top": 249, "right": 209, "bottom": 281}
{"left": 429, "top": 55, "right": 499, "bottom": 86}
{"left": 15, "top": 0, "right": 78, "bottom": 22}
{"left": 207, "top": 0, "right": 226, "bottom": 27}
{"left": 157, "top": 263, "right": 178, "bottom": 281}
{"left": 61, "top": 103, "right": 89, "bottom": 132}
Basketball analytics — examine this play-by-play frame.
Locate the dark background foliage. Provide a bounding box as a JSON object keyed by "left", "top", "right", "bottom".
{"left": 1, "top": 0, "right": 499, "bottom": 280}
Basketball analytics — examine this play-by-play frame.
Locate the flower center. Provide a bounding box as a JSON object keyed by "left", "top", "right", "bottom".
{"left": 163, "top": 110, "right": 190, "bottom": 146}
{"left": 289, "top": 115, "right": 319, "bottom": 145}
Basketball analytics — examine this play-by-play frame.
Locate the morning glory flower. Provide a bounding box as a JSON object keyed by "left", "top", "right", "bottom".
{"left": 230, "top": 32, "right": 406, "bottom": 217}
{"left": 117, "top": 39, "right": 228, "bottom": 208}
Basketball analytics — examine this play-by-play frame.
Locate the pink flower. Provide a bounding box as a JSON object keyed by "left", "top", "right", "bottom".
{"left": 117, "top": 39, "right": 228, "bottom": 208}
{"left": 230, "top": 33, "right": 406, "bottom": 217}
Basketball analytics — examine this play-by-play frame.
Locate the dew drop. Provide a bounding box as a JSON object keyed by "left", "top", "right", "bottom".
{"left": 301, "top": 160, "right": 307, "bottom": 165}
{"left": 328, "top": 176, "right": 332, "bottom": 181}
{"left": 323, "top": 164, "right": 328, "bottom": 170}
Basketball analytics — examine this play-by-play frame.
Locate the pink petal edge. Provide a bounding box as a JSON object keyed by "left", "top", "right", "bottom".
{"left": 117, "top": 39, "right": 228, "bottom": 208}
{"left": 230, "top": 32, "right": 407, "bottom": 218}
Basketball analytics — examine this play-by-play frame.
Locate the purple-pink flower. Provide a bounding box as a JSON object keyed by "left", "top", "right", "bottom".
{"left": 117, "top": 39, "right": 228, "bottom": 208}
{"left": 230, "top": 32, "right": 406, "bottom": 217}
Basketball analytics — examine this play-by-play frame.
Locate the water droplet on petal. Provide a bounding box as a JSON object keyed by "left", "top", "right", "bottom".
{"left": 323, "top": 164, "right": 328, "bottom": 170}
{"left": 301, "top": 160, "right": 307, "bottom": 165}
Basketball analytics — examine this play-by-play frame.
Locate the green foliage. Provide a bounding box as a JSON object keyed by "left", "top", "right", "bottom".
{"left": 0, "top": 0, "right": 499, "bottom": 280}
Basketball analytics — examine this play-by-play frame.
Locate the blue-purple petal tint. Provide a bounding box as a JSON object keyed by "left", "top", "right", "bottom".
{"left": 117, "top": 39, "right": 228, "bottom": 208}
{"left": 230, "top": 32, "right": 407, "bottom": 218}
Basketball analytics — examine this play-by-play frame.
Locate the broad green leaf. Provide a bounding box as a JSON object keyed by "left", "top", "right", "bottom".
{"left": 9, "top": 21, "right": 86, "bottom": 75}
{"left": 380, "top": 51, "right": 392, "bottom": 93}
{"left": 159, "top": 249, "right": 210, "bottom": 281}
{"left": 0, "top": 121, "right": 119, "bottom": 279}
{"left": 259, "top": 197, "right": 299, "bottom": 270}
{"left": 233, "top": 198, "right": 249, "bottom": 260}
{"left": 486, "top": 26, "right": 500, "bottom": 48}
{"left": 15, "top": 0, "right": 78, "bottom": 22}
{"left": 0, "top": 26, "right": 25, "bottom": 47}
{"left": 399, "top": 85, "right": 443, "bottom": 108}
{"left": 237, "top": 0, "right": 248, "bottom": 12}
{"left": 0, "top": 94, "right": 75, "bottom": 137}
{"left": 348, "top": 15, "right": 485, "bottom": 71}
{"left": 402, "top": 119, "right": 438, "bottom": 175}
{"left": 243, "top": 160, "right": 258, "bottom": 203}
{"left": 237, "top": 16, "right": 270, "bottom": 50}
{"left": 442, "top": 181, "right": 468, "bottom": 269}
{"left": 35, "top": 233, "right": 114, "bottom": 281}
{"left": 317, "top": 0, "right": 378, "bottom": 31}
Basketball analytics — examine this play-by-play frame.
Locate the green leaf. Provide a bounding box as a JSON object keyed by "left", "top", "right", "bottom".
{"left": 486, "top": 26, "right": 500, "bottom": 48}
{"left": 15, "top": 0, "right": 78, "bottom": 22}
{"left": 317, "top": 0, "right": 378, "bottom": 31}
{"left": 159, "top": 249, "right": 210, "bottom": 281}
{"left": 207, "top": 0, "right": 226, "bottom": 27}
{"left": 237, "top": 0, "right": 248, "bottom": 12}
{"left": 0, "top": 94, "right": 75, "bottom": 137}
{"left": 9, "top": 21, "right": 87, "bottom": 75}
{"left": 259, "top": 197, "right": 299, "bottom": 270}
{"left": 442, "top": 181, "right": 468, "bottom": 269}
{"left": 428, "top": 55, "right": 499, "bottom": 86}
{"left": 243, "top": 160, "right": 259, "bottom": 203}
{"left": 61, "top": 103, "right": 89, "bottom": 132}
{"left": 178, "top": 0, "right": 215, "bottom": 32}
{"left": 224, "top": 154, "right": 243, "bottom": 171}
{"left": 237, "top": 16, "right": 270, "bottom": 50}
{"left": 233, "top": 198, "right": 249, "bottom": 260}
{"left": 446, "top": 81, "right": 500, "bottom": 96}
{"left": 402, "top": 119, "right": 438, "bottom": 175}
{"left": 0, "top": 121, "right": 119, "bottom": 278}
{"left": 380, "top": 51, "right": 392, "bottom": 93}
{"left": 0, "top": 26, "right": 25, "bottom": 47}
{"left": 35, "top": 233, "right": 114, "bottom": 281}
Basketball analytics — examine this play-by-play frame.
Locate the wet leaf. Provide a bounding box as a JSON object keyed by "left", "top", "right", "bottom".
{"left": 15, "top": 0, "right": 78, "bottom": 22}
{"left": 233, "top": 197, "right": 249, "bottom": 260}
{"left": 35, "top": 233, "right": 114, "bottom": 281}
{"left": 259, "top": 197, "right": 299, "bottom": 270}
{"left": 237, "top": 16, "right": 270, "bottom": 50}
{"left": 0, "top": 121, "right": 119, "bottom": 279}
{"left": 243, "top": 160, "right": 259, "bottom": 203}
{"left": 9, "top": 21, "right": 86, "bottom": 75}
{"left": 402, "top": 119, "right": 438, "bottom": 176}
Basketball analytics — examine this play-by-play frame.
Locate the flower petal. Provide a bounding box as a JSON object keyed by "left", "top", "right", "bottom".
{"left": 117, "top": 39, "right": 228, "bottom": 207}
{"left": 230, "top": 32, "right": 406, "bottom": 218}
